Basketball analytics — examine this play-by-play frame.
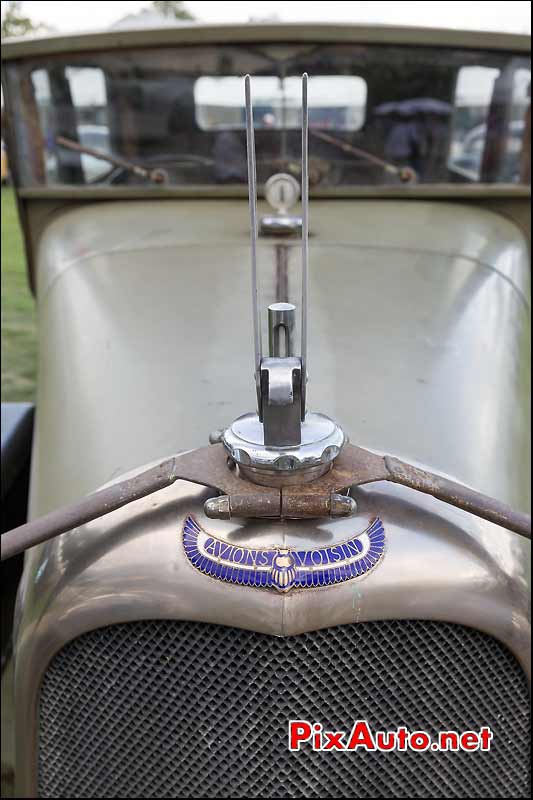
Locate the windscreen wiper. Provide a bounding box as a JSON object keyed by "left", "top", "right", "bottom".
{"left": 56, "top": 135, "right": 168, "bottom": 185}
{"left": 310, "top": 129, "right": 417, "bottom": 183}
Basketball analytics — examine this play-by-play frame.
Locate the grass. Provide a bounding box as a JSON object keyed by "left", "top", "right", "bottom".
{"left": 1, "top": 187, "right": 37, "bottom": 402}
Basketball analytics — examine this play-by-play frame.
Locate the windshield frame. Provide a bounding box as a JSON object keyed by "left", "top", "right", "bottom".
{"left": 2, "top": 24, "right": 531, "bottom": 199}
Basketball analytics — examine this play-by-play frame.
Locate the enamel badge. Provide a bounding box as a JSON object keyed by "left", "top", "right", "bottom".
{"left": 183, "top": 516, "right": 385, "bottom": 593}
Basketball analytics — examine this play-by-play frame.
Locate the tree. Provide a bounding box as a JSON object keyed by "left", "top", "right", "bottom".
{"left": 151, "top": 1, "right": 195, "bottom": 20}
{"left": 1, "top": 0, "right": 48, "bottom": 39}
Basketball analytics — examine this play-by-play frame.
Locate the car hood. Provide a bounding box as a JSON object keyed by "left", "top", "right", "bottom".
{"left": 29, "top": 199, "right": 530, "bottom": 518}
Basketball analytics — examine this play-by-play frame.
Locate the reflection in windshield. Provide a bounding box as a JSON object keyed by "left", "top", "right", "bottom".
{"left": 56, "top": 135, "right": 168, "bottom": 184}
{"left": 194, "top": 75, "right": 367, "bottom": 131}
{"left": 4, "top": 42, "right": 530, "bottom": 189}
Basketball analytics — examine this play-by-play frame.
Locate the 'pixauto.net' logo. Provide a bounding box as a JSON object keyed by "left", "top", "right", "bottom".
{"left": 288, "top": 720, "right": 493, "bottom": 753}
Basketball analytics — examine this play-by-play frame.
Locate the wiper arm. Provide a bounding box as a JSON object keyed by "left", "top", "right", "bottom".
{"left": 56, "top": 136, "right": 167, "bottom": 185}
{"left": 310, "top": 129, "right": 417, "bottom": 184}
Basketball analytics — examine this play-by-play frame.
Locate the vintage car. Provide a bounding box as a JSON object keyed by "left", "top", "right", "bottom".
{"left": 0, "top": 22, "right": 531, "bottom": 799}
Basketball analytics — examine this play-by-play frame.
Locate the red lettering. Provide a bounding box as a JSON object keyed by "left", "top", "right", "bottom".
{"left": 288, "top": 721, "right": 492, "bottom": 754}
{"left": 440, "top": 731, "right": 459, "bottom": 751}
{"left": 312, "top": 723, "right": 322, "bottom": 751}
{"left": 346, "top": 720, "right": 376, "bottom": 751}
{"left": 323, "top": 731, "right": 345, "bottom": 751}
{"left": 410, "top": 731, "right": 430, "bottom": 751}
{"left": 479, "top": 727, "right": 493, "bottom": 751}
{"left": 460, "top": 731, "right": 479, "bottom": 751}
{"left": 396, "top": 726, "right": 409, "bottom": 751}
{"left": 375, "top": 731, "right": 396, "bottom": 750}
{"left": 288, "top": 720, "right": 312, "bottom": 751}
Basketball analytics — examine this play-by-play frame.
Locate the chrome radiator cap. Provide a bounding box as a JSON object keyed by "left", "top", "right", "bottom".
{"left": 222, "top": 410, "right": 346, "bottom": 486}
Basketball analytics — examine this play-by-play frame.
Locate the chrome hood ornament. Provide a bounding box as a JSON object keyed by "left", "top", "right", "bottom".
{"left": 221, "top": 74, "right": 346, "bottom": 487}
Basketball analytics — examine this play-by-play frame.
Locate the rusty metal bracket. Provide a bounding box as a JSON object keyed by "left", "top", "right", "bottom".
{"left": 0, "top": 443, "right": 530, "bottom": 561}
{"left": 383, "top": 456, "right": 531, "bottom": 538}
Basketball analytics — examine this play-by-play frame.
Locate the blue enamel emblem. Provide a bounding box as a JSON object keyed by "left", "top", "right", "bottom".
{"left": 183, "top": 516, "right": 386, "bottom": 592}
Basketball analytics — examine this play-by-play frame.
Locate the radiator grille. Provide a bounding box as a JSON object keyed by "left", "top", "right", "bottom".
{"left": 39, "top": 620, "right": 530, "bottom": 798}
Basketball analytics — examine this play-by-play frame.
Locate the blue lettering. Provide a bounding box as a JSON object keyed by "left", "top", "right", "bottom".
{"left": 346, "top": 539, "right": 362, "bottom": 557}
{"left": 341, "top": 543, "right": 352, "bottom": 560}
{"left": 219, "top": 543, "right": 232, "bottom": 560}
{"left": 329, "top": 546, "right": 342, "bottom": 562}
{"left": 257, "top": 550, "right": 271, "bottom": 567}
{"left": 204, "top": 537, "right": 217, "bottom": 556}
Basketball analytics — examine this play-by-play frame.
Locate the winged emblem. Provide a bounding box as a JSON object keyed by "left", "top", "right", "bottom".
{"left": 183, "top": 515, "right": 385, "bottom": 592}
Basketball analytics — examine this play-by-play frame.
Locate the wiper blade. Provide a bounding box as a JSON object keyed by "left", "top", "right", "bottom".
{"left": 310, "top": 129, "right": 417, "bottom": 183}
{"left": 56, "top": 136, "right": 167, "bottom": 185}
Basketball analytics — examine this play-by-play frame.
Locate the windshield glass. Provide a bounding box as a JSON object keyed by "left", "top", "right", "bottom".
{"left": 3, "top": 42, "right": 530, "bottom": 189}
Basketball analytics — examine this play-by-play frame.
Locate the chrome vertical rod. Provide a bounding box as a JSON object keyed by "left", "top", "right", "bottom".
{"left": 268, "top": 302, "right": 296, "bottom": 357}
{"left": 244, "top": 74, "right": 262, "bottom": 384}
{"left": 301, "top": 72, "right": 309, "bottom": 418}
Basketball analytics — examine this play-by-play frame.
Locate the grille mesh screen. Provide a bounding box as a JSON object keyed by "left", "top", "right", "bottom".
{"left": 39, "top": 620, "right": 529, "bottom": 798}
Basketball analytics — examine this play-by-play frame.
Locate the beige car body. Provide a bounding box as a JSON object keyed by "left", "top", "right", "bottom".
{"left": 1, "top": 23, "right": 531, "bottom": 798}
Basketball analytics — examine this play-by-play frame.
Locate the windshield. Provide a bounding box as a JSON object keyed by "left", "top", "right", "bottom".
{"left": 3, "top": 42, "right": 530, "bottom": 189}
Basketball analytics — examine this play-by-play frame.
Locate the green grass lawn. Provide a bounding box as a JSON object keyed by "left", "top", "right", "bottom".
{"left": 1, "top": 187, "right": 37, "bottom": 402}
